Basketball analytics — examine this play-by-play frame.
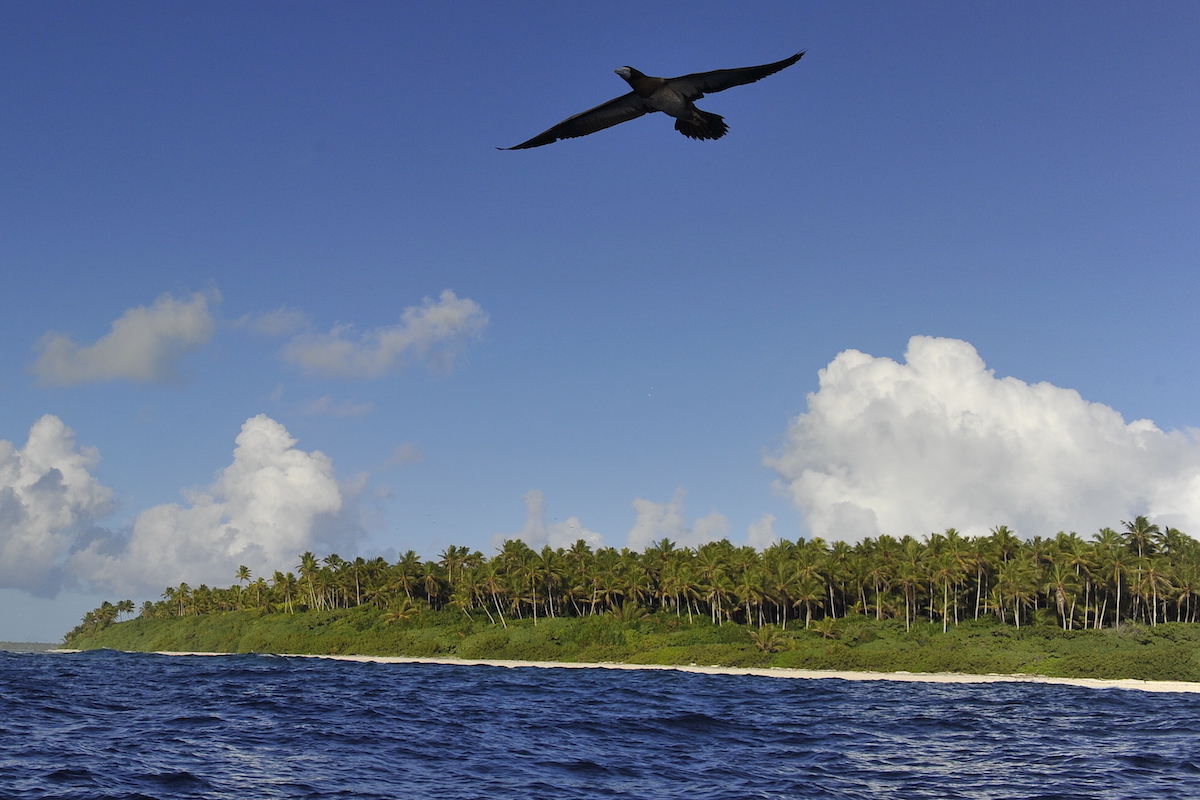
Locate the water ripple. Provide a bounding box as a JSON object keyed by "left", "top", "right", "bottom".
{"left": 2, "top": 651, "right": 1199, "bottom": 799}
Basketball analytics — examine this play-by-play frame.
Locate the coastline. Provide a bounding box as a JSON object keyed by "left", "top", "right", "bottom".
{"left": 73, "top": 649, "right": 1200, "bottom": 693}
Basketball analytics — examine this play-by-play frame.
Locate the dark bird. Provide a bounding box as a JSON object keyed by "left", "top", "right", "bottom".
{"left": 500, "top": 51, "right": 805, "bottom": 150}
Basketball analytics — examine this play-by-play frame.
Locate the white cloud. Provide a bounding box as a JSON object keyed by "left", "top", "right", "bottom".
{"left": 0, "top": 414, "right": 360, "bottom": 598}
{"left": 283, "top": 290, "right": 488, "bottom": 378}
{"left": 302, "top": 396, "right": 376, "bottom": 417}
{"left": 0, "top": 416, "right": 113, "bottom": 595}
{"left": 626, "top": 488, "right": 729, "bottom": 552}
{"left": 33, "top": 292, "right": 217, "bottom": 385}
{"left": 746, "top": 514, "right": 779, "bottom": 550}
{"left": 767, "top": 335, "right": 1200, "bottom": 542}
{"left": 495, "top": 490, "right": 605, "bottom": 551}
{"left": 72, "top": 415, "right": 350, "bottom": 593}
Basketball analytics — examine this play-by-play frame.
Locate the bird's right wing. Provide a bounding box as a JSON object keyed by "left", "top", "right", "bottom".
{"left": 667, "top": 51, "right": 805, "bottom": 101}
{"left": 500, "top": 93, "right": 650, "bottom": 149}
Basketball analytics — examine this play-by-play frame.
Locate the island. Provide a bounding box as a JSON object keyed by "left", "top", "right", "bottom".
{"left": 65, "top": 520, "right": 1200, "bottom": 683}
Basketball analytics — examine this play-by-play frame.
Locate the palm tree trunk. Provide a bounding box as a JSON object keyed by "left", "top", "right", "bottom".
{"left": 975, "top": 567, "right": 983, "bottom": 620}
{"left": 1115, "top": 580, "right": 1122, "bottom": 627}
{"left": 942, "top": 579, "right": 949, "bottom": 634}
{"left": 491, "top": 592, "right": 508, "bottom": 628}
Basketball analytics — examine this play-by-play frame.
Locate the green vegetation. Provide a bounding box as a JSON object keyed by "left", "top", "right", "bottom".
{"left": 65, "top": 516, "right": 1200, "bottom": 681}
{"left": 67, "top": 608, "right": 1200, "bottom": 682}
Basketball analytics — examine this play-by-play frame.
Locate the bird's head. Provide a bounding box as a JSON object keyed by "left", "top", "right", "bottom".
{"left": 615, "top": 66, "right": 645, "bottom": 85}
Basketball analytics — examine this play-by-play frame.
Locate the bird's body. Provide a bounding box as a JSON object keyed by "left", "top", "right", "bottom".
{"left": 501, "top": 51, "right": 804, "bottom": 150}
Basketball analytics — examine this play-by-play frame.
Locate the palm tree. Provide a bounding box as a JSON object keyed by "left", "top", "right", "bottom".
{"left": 735, "top": 567, "right": 769, "bottom": 627}
{"left": 990, "top": 525, "right": 1021, "bottom": 565}
{"left": 705, "top": 569, "right": 737, "bottom": 625}
{"left": 1057, "top": 533, "right": 1094, "bottom": 628}
{"left": 1134, "top": 558, "right": 1172, "bottom": 626}
{"left": 611, "top": 599, "right": 649, "bottom": 623}
{"left": 1173, "top": 564, "right": 1200, "bottom": 623}
{"left": 1120, "top": 516, "right": 1161, "bottom": 622}
{"left": 929, "top": 552, "right": 961, "bottom": 633}
{"left": 383, "top": 597, "right": 422, "bottom": 625}
{"left": 824, "top": 539, "right": 853, "bottom": 619}
{"left": 792, "top": 576, "right": 825, "bottom": 629}
{"left": 272, "top": 571, "right": 298, "bottom": 613}
{"left": 297, "top": 552, "right": 321, "bottom": 610}
{"left": 1122, "top": 515, "right": 1162, "bottom": 560}
{"left": 439, "top": 545, "right": 472, "bottom": 589}
{"left": 115, "top": 599, "right": 135, "bottom": 621}
{"left": 864, "top": 556, "right": 890, "bottom": 622}
{"left": 1042, "top": 562, "right": 1080, "bottom": 630}
{"left": 1097, "top": 531, "right": 1132, "bottom": 628}
{"left": 419, "top": 561, "right": 445, "bottom": 610}
{"left": 995, "top": 559, "right": 1035, "bottom": 629}
{"left": 347, "top": 557, "right": 367, "bottom": 606}
{"left": 479, "top": 562, "right": 509, "bottom": 627}
{"left": 174, "top": 583, "right": 191, "bottom": 616}
{"left": 749, "top": 624, "right": 788, "bottom": 652}
{"left": 534, "top": 546, "right": 567, "bottom": 618}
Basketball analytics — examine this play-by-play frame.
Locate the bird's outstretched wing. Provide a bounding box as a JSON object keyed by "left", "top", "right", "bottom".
{"left": 666, "top": 51, "right": 805, "bottom": 101}
{"left": 500, "top": 93, "right": 651, "bottom": 150}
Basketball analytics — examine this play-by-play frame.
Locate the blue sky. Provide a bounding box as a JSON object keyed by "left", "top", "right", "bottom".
{"left": 2, "top": 2, "right": 1198, "bottom": 641}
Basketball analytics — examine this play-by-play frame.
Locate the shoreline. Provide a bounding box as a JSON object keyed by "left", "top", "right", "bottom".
{"left": 55, "top": 649, "right": 1200, "bottom": 693}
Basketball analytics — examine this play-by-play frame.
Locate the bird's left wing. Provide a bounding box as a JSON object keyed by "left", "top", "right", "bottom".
{"left": 500, "top": 93, "right": 651, "bottom": 150}
{"left": 666, "top": 51, "right": 805, "bottom": 101}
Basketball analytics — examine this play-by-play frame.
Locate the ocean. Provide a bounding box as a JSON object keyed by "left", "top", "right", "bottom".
{"left": 2, "top": 650, "right": 1198, "bottom": 799}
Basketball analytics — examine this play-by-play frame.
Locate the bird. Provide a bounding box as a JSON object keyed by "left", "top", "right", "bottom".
{"left": 500, "top": 51, "right": 805, "bottom": 150}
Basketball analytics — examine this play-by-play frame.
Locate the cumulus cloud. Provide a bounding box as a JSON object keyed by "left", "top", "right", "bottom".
{"left": 495, "top": 490, "right": 605, "bottom": 551}
{"left": 626, "top": 488, "right": 729, "bottom": 552}
{"left": 33, "top": 292, "right": 217, "bottom": 385}
{"left": 0, "top": 416, "right": 114, "bottom": 595}
{"left": 73, "top": 415, "right": 351, "bottom": 593}
{"left": 283, "top": 290, "right": 488, "bottom": 378}
{"left": 767, "top": 335, "right": 1200, "bottom": 542}
{"left": 0, "top": 414, "right": 360, "bottom": 597}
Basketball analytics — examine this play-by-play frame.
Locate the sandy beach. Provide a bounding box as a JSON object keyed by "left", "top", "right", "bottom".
{"left": 115, "top": 651, "right": 1199, "bottom": 694}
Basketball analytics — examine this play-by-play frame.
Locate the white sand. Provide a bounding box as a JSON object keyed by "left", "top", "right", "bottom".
{"left": 137, "top": 651, "right": 1200, "bottom": 693}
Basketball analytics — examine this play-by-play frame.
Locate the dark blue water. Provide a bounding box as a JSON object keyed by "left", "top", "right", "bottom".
{"left": 2, "top": 651, "right": 1199, "bottom": 799}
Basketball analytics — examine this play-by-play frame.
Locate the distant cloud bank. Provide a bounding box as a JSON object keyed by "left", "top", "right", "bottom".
{"left": 495, "top": 490, "right": 605, "bottom": 551}
{"left": 496, "top": 489, "right": 779, "bottom": 553}
{"left": 284, "top": 290, "right": 488, "bottom": 378}
{"left": 768, "top": 335, "right": 1200, "bottom": 541}
{"left": 33, "top": 292, "right": 216, "bottom": 385}
{"left": 0, "top": 415, "right": 359, "bottom": 597}
{"left": 626, "top": 488, "right": 729, "bottom": 552}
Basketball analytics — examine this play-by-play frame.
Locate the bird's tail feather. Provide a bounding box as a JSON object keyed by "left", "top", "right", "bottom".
{"left": 674, "top": 110, "right": 728, "bottom": 141}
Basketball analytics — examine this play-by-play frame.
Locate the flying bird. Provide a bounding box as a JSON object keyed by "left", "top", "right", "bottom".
{"left": 500, "top": 51, "right": 805, "bottom": 150}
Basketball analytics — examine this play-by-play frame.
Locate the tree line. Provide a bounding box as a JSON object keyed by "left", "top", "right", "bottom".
{"left": 68, "top": 516, "right": 1200, "bottom": 641}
